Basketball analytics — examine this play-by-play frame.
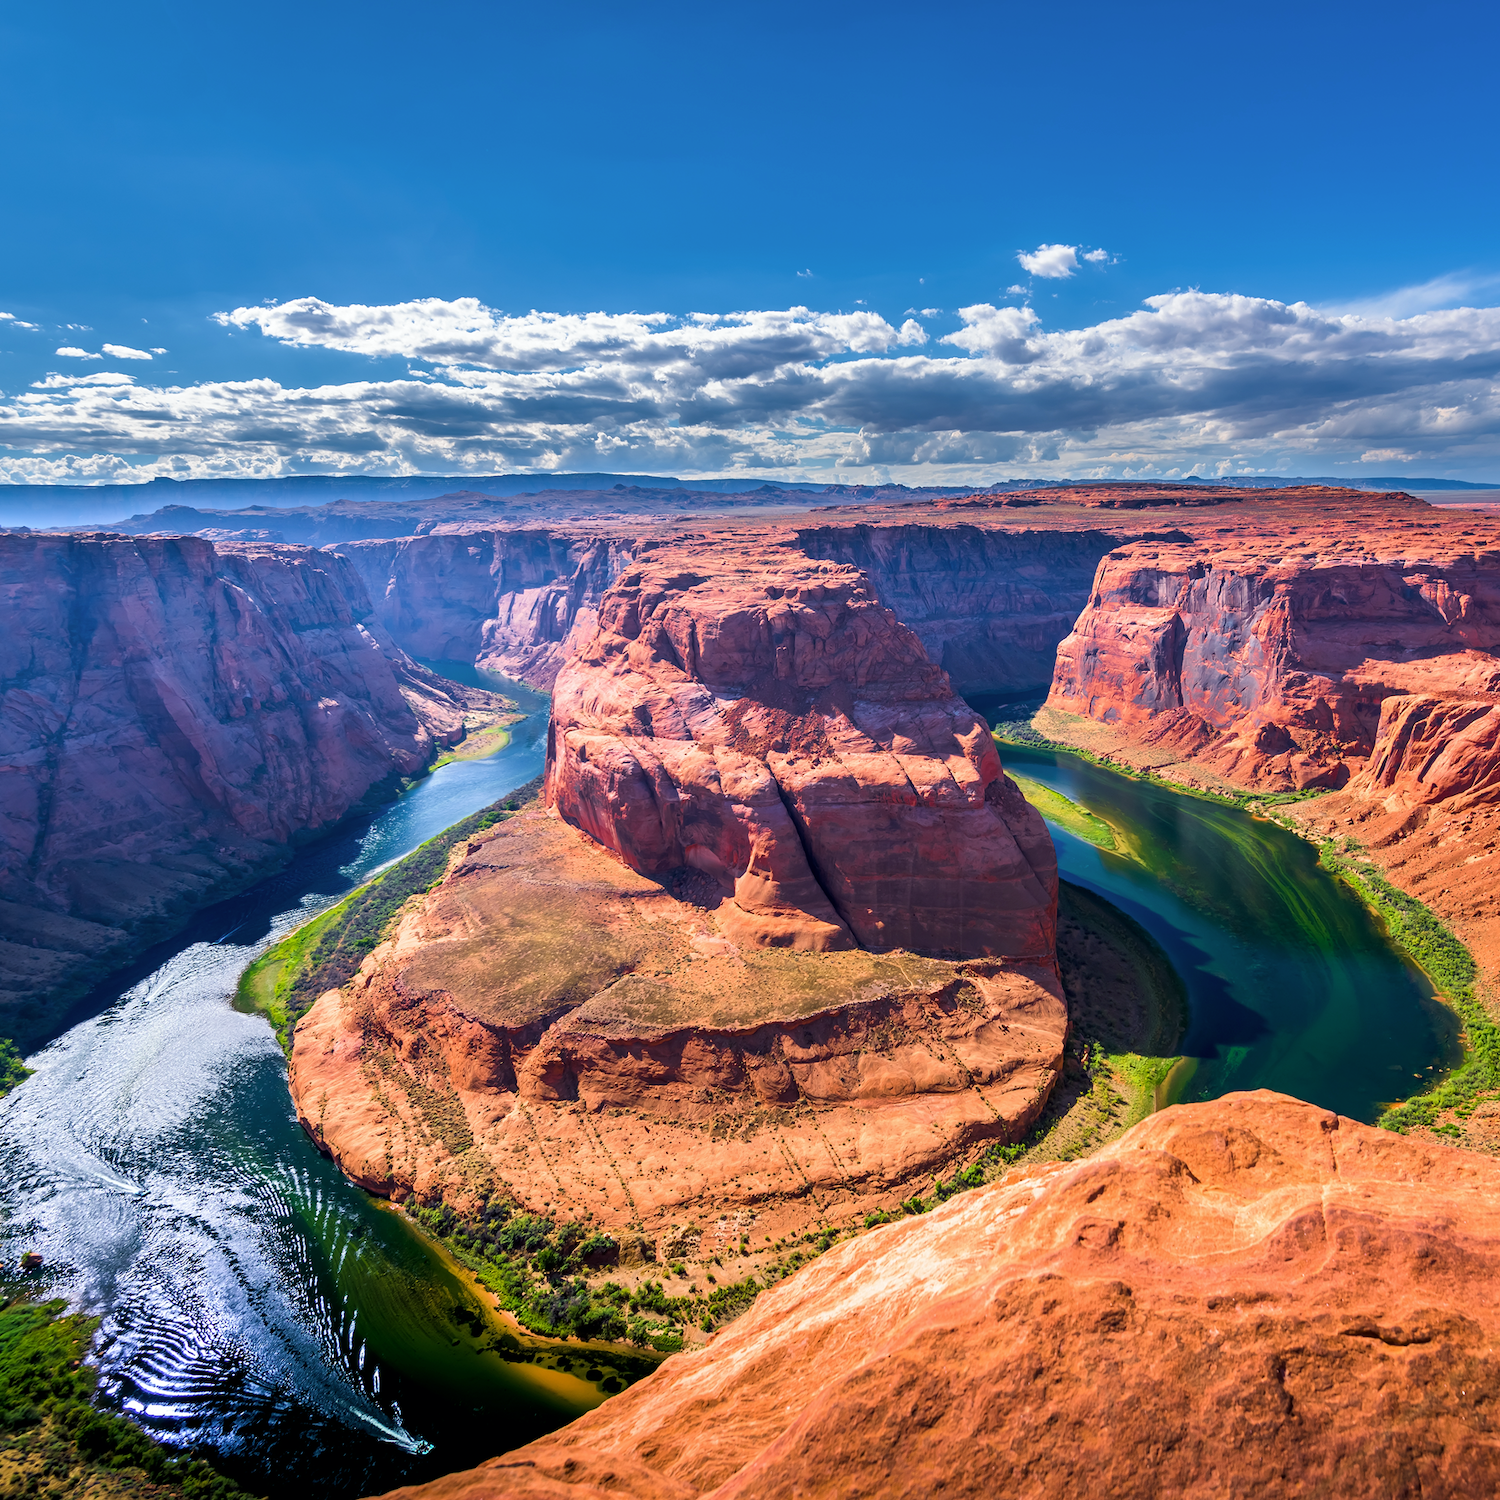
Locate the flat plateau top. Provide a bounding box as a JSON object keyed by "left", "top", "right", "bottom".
{"left": 393, "top": 808, "right": 1056, "bottom": 1035}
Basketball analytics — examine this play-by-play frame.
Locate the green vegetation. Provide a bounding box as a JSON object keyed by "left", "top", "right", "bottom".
{"left": 1317, "top": 846, "right": 1497, "bottom": 1133}
{"left": 989, "top": 713, "right": 1326, "bottom": 815}
{"left": 430, "top": 721, "right": 512, "bottom": 769}
{"left": 0, "top": 1299, "right": 252, "bottom": 1498}
{"left": 1011, "top": 773, "right": 1117, "bottom": 850}
{"left": 238, "top": 777, "right": 541, "bottom": 1049}
{"left": 0, "top": 1038, "right": 32, "bottom": 1099}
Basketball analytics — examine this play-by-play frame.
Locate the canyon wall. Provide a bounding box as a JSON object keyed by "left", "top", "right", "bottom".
{"left": 372, "top": 1090, "right": 1500, "bottom": 1500}
{"left": 0, "top": 532, "right": 502, "bottom": 1046}
{"left": 1047, "top": 498, "right": 1500, "bottom": 791}
{"left": 794, "top": 522, "right": 1128, "bottom": 695}
{"left": 546, "top": 543, "right": 1057, "bottom": 961}
{"left": 335, "top": 529, "right": 641, "bottom": 688}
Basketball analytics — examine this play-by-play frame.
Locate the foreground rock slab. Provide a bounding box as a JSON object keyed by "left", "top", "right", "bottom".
{"left": 369, "top": 1091, "right": 1500, "bottom": 1500}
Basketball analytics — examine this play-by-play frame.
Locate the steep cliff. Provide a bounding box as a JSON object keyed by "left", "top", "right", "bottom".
{"left": 371, "top": 1090, "right": 1500, "bottom": 1500}
{"left": 0, "top": 532, "right": 505, "bottom": 1046}
{"left": 793, "top": 522, "right": 1129, "bottom": 695}
{"left": 546, "top": 542, "right": 1057, "bottom": 961}
{"left": 336, "top": 529, "right": 640, "bottom": 688}
{"left": 1047, "top": 492, "right": 1500, "bottom": 791}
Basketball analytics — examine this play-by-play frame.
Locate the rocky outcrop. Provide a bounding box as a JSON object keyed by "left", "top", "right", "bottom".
{"left": 336, "top": 529, "right": 640, "bottom": 688}
{"left": 1047, "top": 491, "right": 1500, "bottom": 791}
{"left": 289, "top": 806, "right": 1066, "bottom": 1238}
{"left": 370, "top": 1090, "right": 1500, "bottom": 1500}
{"left": 546, "top": 544, "right": 1057, "bottom": 961}
{"left": 0, "top": 532, "right": 506, "bottom": 1045}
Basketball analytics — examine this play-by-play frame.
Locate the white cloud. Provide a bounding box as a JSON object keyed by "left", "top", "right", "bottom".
{"left": 1016, "top": 244, "right": 1079, "bottom": 279}
{"left": 1004, "top": 285, "right": 1028, "bottom": 296}
{"left": 1, "top": 312, "right": 40, "bottom": 330}
{"left": 895, "top": 319, "right": 928, "bottom": 346}
{"left": 150, "top": 347, "right": 167, "bottom": 354}
{"left": 101, "top": 343, "right": 154, "bottom": 360}
{"left": 797, "top": 269, "right": 814, "bottom": 278}
{"left": 920, "top": 307, "right": 942, "bottom": 317}
{"left": 4, "top": 287, "right": 1500, "bottom": 484}
{"left": 55, "top": 346, "right": 101, "bottom": 359}
{"left": 1082, "top": 248, "right": 1114, "bottom": 264}
{"left": 1332, "top": 270, "right": 1500, "bottom": 321}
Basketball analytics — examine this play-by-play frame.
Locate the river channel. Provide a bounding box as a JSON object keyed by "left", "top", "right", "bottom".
{"left": 0, "top": 683, "right": 1463, "bottom": 1497}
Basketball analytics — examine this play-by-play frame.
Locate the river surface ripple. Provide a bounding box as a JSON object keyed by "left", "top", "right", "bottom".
{"left": 0, "top": 681, "right": 608, "bottom": 1498}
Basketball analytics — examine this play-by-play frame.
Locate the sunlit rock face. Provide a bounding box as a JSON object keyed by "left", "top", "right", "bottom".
{"left": 368, "top": 1091, "right": 1500, "bottom": 1500}
{"left": 546, "top": 541, "right": 1057, "bottom": 963}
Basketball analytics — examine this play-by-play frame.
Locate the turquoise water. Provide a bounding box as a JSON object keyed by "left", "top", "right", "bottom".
{"left": 997, "top": 743, "right": 1462, "bottom": 1121}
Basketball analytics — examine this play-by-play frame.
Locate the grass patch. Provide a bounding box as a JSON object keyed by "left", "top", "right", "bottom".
{"left": 0, "top": 1298, "right": 253, "bottom": 1498}
{"left": 431, "top": 722, "right": 513, "bottom": 769}
{"left": 1318, "top": 847, "right": 1496, "bottom": 1133}
{"left": 0, "top": 1038, "right": 32, "bottom": 1100}
{"left": 238, "top": 775, "right": 543, "bottom": 1051}
{"left": 1011, "top": 774, "right": 1117, "bottom": 850}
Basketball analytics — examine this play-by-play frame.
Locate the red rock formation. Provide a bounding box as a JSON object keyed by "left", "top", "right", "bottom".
{"left": 0, "top": 531, "right": 504, "bottom": 1045}
{"left": 369, "top": 1091, "right": 1500, "bottom": 1500}
{"left": 290, "top": 806, "right": 1066, "bottom": 1239}
{"left": 545, "top": 544, "right": 1057, "bottom": 962}
{"left": 1047, "top": 490, "right": 1500, "bottom": 791}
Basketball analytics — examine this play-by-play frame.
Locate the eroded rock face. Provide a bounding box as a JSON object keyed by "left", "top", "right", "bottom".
{"left": 369, "top": 1092, "right": 1500, "bottom": 1500}
{"left": 336, "top": 530, "right": 640, "bottom": 688}
{"left": 290, "top": 807, "right": 1066, "bottom": 1239}
{"left": 0, "top": 532, "right": 503, "bottom": 1044}
{"left": 546, "top": 546, "right": 1057, "bottom": 962}
{"left": 1048, "top": 492, "right": 1500, "bottom": 791}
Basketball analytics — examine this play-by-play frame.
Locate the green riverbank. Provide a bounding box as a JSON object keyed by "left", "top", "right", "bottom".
{"left": 991, "top": 702, "right": 1489, "bottom": 1134}
{"left": 0, "top": 1299, "right": 251, "bottom": 1499}
{"left": 237, "top": 777, "right": 542, "bottom": 1049}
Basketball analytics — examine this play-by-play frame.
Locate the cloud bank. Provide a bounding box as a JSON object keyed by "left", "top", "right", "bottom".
{"left": 4, "top": 289, "right": 1500, "bottom": 483}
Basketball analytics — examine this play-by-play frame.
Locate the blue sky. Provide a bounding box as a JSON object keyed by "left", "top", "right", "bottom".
{"left": 2, "top": 0, "right": 1497, "bottom": 485}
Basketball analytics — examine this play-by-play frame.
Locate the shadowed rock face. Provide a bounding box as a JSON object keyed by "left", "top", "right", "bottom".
{"left": 546, "top": 545, "right": 1057, "bottom": 963}
{"left": 368, "top": 1091, "right": 1500, "bottom": 1500}
{"left": 0, "top": 532, "right": 502, "bottom": 1045}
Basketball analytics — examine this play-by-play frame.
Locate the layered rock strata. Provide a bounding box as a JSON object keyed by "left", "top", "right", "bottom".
{"left": 289, "top": 806, "right": 1067, "bottom": 1238}
{"left": 546, "top": 546, "right": 1057, "bottom": 961}
{"left": 1047, "top": 490, "right": 1500, "bottom": 791}
{"left": 336, "top": 530, "right": 641, "bottom": 688}
{"left": 0, "top": 532, "right": 507, "bottom": 1045}
{"left": 372, "top": 1091, "right": 1500, "bottom": 1500}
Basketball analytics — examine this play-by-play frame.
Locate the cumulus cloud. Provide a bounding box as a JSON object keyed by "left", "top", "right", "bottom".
{"left": 101, "top": 343, "right": 154, "bottom": 360}
{"left": 1, "top": 312, "right": 39, "bottom": 330}
{"left": 4, "top": 288, "right": 1500, "bottom": 483}
{"left": 55, "top": 346, "right": 101, "bottom": 359}
{"left": 1016, "top": 244, "right": 1079, "bottom": 279}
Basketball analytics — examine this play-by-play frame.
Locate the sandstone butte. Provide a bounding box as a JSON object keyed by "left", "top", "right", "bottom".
{"left": 0, "top": 530, "right": 507, "bottom": 1048}
{"left": 289, "top": 541, "right": 1066, "bottom": 1239}
{"left": 370, "top": 1091, "right": 1500, "bottom": 1500}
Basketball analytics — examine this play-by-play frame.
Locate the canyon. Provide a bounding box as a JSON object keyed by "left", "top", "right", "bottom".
{"left": 0, "top": 531, "right": 508, "bottom": 1048}
{"left": 6, "top": 478, "right": 1500, "bottom": 1498}
{"left": 376, "top": 1090, "right": 1500, "bottom": 1499}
